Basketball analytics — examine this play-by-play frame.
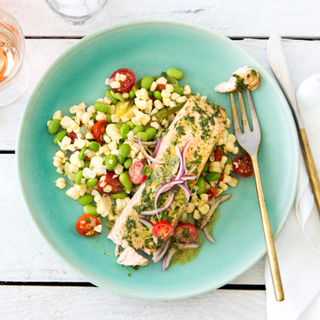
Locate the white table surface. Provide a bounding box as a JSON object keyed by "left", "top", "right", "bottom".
{"left": 1, "top": 1, "right": 320, "bottom": 319}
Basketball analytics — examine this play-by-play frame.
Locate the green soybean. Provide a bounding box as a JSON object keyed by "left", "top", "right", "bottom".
{"left": 182, "top": 211, "right": 188, "bottom": 223}
{"left": 48, "top": 119, "right": 60, "bottom": 134}
{"left": 129, "top": 89, "right": 135, "bottom": 99}
{"left": 166, "top": 67, "right": 184, "bottom": 80}
{"left": 132, "top": 125, "right": 144, "bottom": 134}
{"left": 203, "top": 162, "right": 209, "bottom": 173}
{"left": 147, "top": 90, "right": 153, "bottom": 97}
{"left": 196, "top": 176, "right": 207, "bottom": 195}
{"left": 94, "top": 101, "right": 109, "bottom": 113}
{"left": 110, "top": 191, "right": 127, "bottom": 199}
{"left": 105, "top": 155, "right": 118, "bottom": 171}
{"left": 205, "top": 172, "right": 221, "bottom": 181}
{"left": 88, "top": 141, "right": 100, "bottom": 151}
{"left": 119, "top": 172, "right": 133, "bottom": 189}
{"left": 114, "top": 124, "right": 121, "bottom": 129}
{"left": 141, "top": 75, "right": 154, "bottom": 90}
{"left": 153, "top": 90, "right": 162, "bottom": 100}
{"left": 145, "top": 128, "right": 157, "bottom": 140}
{"left": 119, "top": 143, "right": 130, "bottom": 158}
{"left": 53, "top": 130, "right": 67, "bottom": 144}
{"left": 106, "top": 114, "right": 112, "bottom": 123}
{"left": 118, "top": 156, "right": 126, "bottom": 165}
{"left": 114, "top": 92, "right": 125, "bottom": 101}
{"left": 135, "top": 132, "right": 148, "bottom": 142}
{"left": 124, "top": 185, "right": 134, "bottom": 192}
{"left": 120, "top": 124, "right": 130, "bottom": 139}
{"left": 174, "top": 86, "right": 184, "bottom": 95}
{"left": 126, "top": 121, "right": 135, "bottom": 130}
{"left": 81, "top": 160, "right": 90, "bottom": 169}
{"left": 75, "top": 170, "right": 83, "bottom": 185}
{"left": 124, "top": 157, "right": 133, "bottom": 169}
{"left": 78, "top": 194, "right": 94, "bottom": 205}
{"left": 105, "top": 90, "right": 118, "bottom": 105}
{"left": 91, "top": 113, "right": 96, "bottom": 122}
{"left": 226, "top": 157, "right": 233, "bottom": 165}
{"left": 86, "top": 178, "right": 98, "bottom": 188}
{"left": 83, "top": 204, "right": 98, "bottom": 216}
{"left": 79, "top": 147, "right": 87, "bottom": 160}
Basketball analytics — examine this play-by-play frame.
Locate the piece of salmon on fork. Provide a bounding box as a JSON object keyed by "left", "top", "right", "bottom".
{"left": 108, "top": 95, "right": 227, "bottom": 266}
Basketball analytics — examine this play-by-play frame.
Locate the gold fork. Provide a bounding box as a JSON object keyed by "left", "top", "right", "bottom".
{"left": 230, "top": 90, "right": 285, "bottom": 302}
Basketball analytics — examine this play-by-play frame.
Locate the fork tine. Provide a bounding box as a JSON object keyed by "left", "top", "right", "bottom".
{"left": 246, "top": 90, "right": 261, "bottom": 133}
{"left": 238, "top": 91, "right": 251, "bottom": 132}
{"left": 230, "top": 92, "right": 241, "bottom": 137}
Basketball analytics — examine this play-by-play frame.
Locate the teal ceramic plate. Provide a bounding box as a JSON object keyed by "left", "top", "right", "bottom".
{"left": 17, "top": 20, "right": 299, "bottom": 300}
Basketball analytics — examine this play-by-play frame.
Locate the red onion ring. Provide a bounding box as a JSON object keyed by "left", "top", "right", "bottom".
{"left": 203, "top": 227, "right": 215, "bottom": 244}
{"left": 141, "top": 193, "right": 175, "bottom": 216}
{"left": 178, "top": 183, "right": 192, "bottom": 201}
{"left": 137, "top": 133, "right": 165, "bottom": 165}
{"left": 152, "top": 239, "right": 170, "bottom": 263}
{"left": 138, "top": 217, "right": 154, "bottom": 229}
{"left": 153, "top": 136, "right": 162, "bottom": 158}
{"left": 176, "top": 243, "right": 200, "bottom": 249}
{"left": 162, "top": 247, "right": 177, "bottom": 271}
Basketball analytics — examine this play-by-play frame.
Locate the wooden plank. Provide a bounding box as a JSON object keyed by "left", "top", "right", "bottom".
{"left": 0, "top": 286, "right": 266, "bottom": 319}
{"left": 2, "top": 38, "right": 320, "bottom": 151}
{"left": 2, "top": 0, "right": 320, "bottom": 38}
{"left": 0, "top": 154, "right": 265, "bottom": 284}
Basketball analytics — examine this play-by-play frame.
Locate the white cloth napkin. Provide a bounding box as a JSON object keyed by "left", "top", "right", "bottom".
{"left": 265, "top": 75, "right": 320, "bottom": 319}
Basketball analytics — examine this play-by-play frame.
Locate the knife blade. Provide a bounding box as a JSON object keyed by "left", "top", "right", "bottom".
{"left": 267, "top": 34, "right": 320, "bottom": 214}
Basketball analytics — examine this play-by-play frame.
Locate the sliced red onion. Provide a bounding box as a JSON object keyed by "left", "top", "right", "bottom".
{"left": 161, "top": 179, "right": 183, "bottom": 193}
{"left": 181, "top": 140, "right": 191, "bottom": 175}
{"left": 137, "top": 133, "right": 165, "bottom": 165}
{"left": 180, "top": 175, "right": 197, "bottom": 181}
{"left": 189, "top": 165, "right": 197, "bottom": 174}
{"left": 178, "top": 183, "right": 192, "bottom": 201}
{"left": 128, "top": 135, "right": 158, "bottom": 145}
{"left": 138, "top": 217, "right": 154, "bottom": 229}
{"left": 153, "top": 236, "right": 158, "bottom": 245}
{"left": 203, "top": 227, "right": 215, "bottom": 244}
{"left": 176, "top": 243, "right": 200, "bottom": 249}
{"left": 175, "top": 145, "right": 184, "bottom": 180}
{"left": 153, "top": 136, "right": 162, "bottom": 158}
{"left": 200, "top": 194, "right": 232, "bottom": 229}
{"left": 152, "top": 239, "right": 171, "bottom": 263}
{"left": 162, "top": 247, "right": 177, "bottom": 271}
{"left": 141, "top": 193, "right": 175, "bottom": 216}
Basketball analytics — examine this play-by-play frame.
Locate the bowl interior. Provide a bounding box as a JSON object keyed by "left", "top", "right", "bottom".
{"left": 17, "top": 21, "right": 299, "bottom": 300}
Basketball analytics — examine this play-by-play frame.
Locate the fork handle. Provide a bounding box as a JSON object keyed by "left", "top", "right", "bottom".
{"left": 298, "top": 129, "right": 320, "bottom": 214}
{"left": 251, "top": 154, "right": 285, "bottom": 302}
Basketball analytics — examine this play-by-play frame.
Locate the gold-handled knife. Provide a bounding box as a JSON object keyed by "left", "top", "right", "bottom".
{"left": 267, "top": 34, "right": 320, "bottom": 214}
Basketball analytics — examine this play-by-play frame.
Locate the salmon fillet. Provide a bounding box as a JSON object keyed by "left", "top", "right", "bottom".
{"left": 108, "top": 96, "right": 227, "bottom": 257}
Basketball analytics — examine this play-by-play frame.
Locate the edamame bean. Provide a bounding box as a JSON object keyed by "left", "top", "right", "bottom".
{"left": 205, "top": 172, "right": 221, "bottom": 181}
{"left": 81, "top": 160, "right": 90, "bottom": 169}
{"left": 174, "top": 86, "right": 184, "bottom": 95}
{"left": 94, "top": 101, "right": 109, "bottom": 113}
{"left": 141, "top": 75, "right": 154, "bottom": 90}
{"left": 78, "top": 194, "right": 94, "bottom": 205}
{"left": 48, "top": 119, "right": 60, "bottom": 134}
{"left": 166, "top": 67, "right": 184, "bottom": 80}
{"left": 124, "top": 185, "right": 134, "bottom": 192}
{"left": 129, "top": 89, "right": 135, "bottom": 99}
{"left": 83, "top": 204, "right": 98, "bottom": 216}
{"left": 182, "top": 211, "right": 188, "bottom": 223}
{"left": 203, "top": 162, "right": 209, "bottom": 173}
{"left": 147, "top": 90, "right": 153, "bottom": 97}
{"left": 114, "top": 124, "right": 122, "bottom": 129}
{"left": 153, "top": 91, "right": 162, "bottom": 100}
{"left": 119, "top": 172, "right": 133, "bottom": 189}
{"left": 135, "top": 132, "right": 148, "bottom": 142}
{"left": 120, "top": 124, "right": 130, "bottom": 139}
{"left": 53, "top": 130, "right": 67, "bottom": 144}
{"left": 132, "top": 125, "right": 144, "bottom": 134}
{"left": 91, "top": 113, "right": 96, "bottom": 121}
{"left": 75, "top": 170, "right": 83, "bottom": 185}
{"left": 124, "top": 157, "right": 133, "bottom": 169}
{"left": 106, "top": 114, "right": 112, "bottom": 123}
{"left": 126, "top": 121, "right": 135, "bottom": 130}
{"left": 118, "top": 156, "right": 126, "bottom": 165}
{"left": 79, "top": 147, "right": 87, "bottom": 160}
{"left": 196, "top": 176, "right": 207, "bottom": 195}
{"left": 88, "top": 141, "right": 100, "bottom": 151}
{"left": 145, "top": 128, "right": 157, "bottom": 140}
{"left": 119, "top": 143, "right": 130, "bottom": 158}
{"left": 226, "top": 157, "right": 232, "bottom": 165}
{"left": 86, "top": 178, "right": 98, "bottom": 188}
{"left": 110, "top": 191, "right": 127, "bottom": 199}
{"left": 114, "top": 92, "right": 125, "bottom": 101}
{"left": 105, "top": 90, "right": 118, "bottom": 105}
{"left": 105, "top": 155, "right": 118, "bottom": 171}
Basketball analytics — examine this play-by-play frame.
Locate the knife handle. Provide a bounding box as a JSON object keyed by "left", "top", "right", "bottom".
{"left": 298, "top": 129, "right": 320, "bottom": 214}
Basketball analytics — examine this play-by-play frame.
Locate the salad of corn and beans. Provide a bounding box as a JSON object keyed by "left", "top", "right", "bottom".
{"left": 47, "top": 67, "right": 254, "bottom": 269}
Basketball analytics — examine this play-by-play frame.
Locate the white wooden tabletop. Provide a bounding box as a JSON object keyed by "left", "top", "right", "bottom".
{"left": 1, "top": 0, "right": 320, "bottom": 318}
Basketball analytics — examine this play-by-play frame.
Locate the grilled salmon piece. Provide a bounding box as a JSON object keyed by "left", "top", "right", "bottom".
{"left": 108, "top": 96, "right": 227, "bottom": 261}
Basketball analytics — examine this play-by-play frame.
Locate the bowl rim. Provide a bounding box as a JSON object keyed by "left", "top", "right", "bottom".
{"left": 16, "top": 19, "right": 299, "bottom": 300}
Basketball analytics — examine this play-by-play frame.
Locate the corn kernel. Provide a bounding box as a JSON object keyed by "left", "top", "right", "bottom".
{"left": 228, "top": 177, "right": 238, "bottom": 187}
{"left": 66, "top": 187, "right": 80, "bottom": 200}
{"left": 156, "top": 77, "right": 167, "bottom": 85}
{"left": 110, "top": 81, "right": 121, "bottom": 89}
{"left": 165, "top": 84, "right": 174, "bottom": 92}
{"left": 150, "top": 81, "right": 157, "bottom": 92}
{"left": 232, "top": 147, "right": 239, "bottom": 155}
{"left": 209, "top": 166, "right": 222, "bottom": 173}
{"left": 227, "top": 134, "right": 236, "bottom": 143}
{"left": 199, "top": 204, "right": 210, "bottom": 215}
{"left": 150, "top": 122, "right": 160, "bottom": 130}
{"left": 223, "top": 174, "right": 233, "bottom": 184}
{"left": 96, "top": 112, "right": 107, "bottom": 121}
{"left": 53, "top": 110, "right": 62, "bottom": 121}
{"left": 219, "top": 181, "right": 228, "bottom": 191}
{"left": 176, "top": 96, "right": 187, "bottom": 103}
{"left": 201, "top": 96, "right": 207, "bottom": 102}
{"left": 183, "top": 85, "right": 192, "bottom": 95}
{"left": 200, "top": 194, "right": 209, "bottom": 201}
{"left": 198, "top": 199, "right": 207, "bottom": 208}
{"left": 114, "top": 163, "right": 124, "bottom": 175}
{"left": 154, "top": 100, "right": 164, "bottom": 110}
{"left": 193, "top": 210, "right": 201, "bottom": 220}
{"left": 163, "top": 98, "right": 171, "bottom": 106}
{"left": 225, "top": 141, "right": 235, "bottom": 152}
{"left": 186, "top": 203, "right": 195, "bottom": 213}
{"left": 224, "top": 164, "right": 233, "bottom": 175}
{"left": 161, "top": 90, "right": 171, "bottom": 98}
{"left": 94, "top": 225, "right": 102, "bottom": 233}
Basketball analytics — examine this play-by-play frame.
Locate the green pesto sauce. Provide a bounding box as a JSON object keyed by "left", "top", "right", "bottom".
{"left": 171, "top": 209, "right": 220, "bottom": 266}
{"left": 232, "top": 74, "right": 249, "bottom": 91}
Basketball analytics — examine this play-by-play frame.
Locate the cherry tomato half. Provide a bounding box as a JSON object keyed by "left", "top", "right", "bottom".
{"left": 174, "top": 222, "right": 198, "bottom": 243}
{"left": 206, "top": 187, "right": 220, "bottom": 200}
{"left": 76, "top": 214, "right": 101, "bottom": 237}
{"left": 233, "top": 153, "right": 253, "bottom": 177}
{"left": 97, "top": 172, "right": 123, "bottom": 195}
{"left": 92, "top": 120, "right": 109, "bottom": 144}
{"left": 128, "top": 161, "right": 147, "bottom": 184}
{"left": 152, "top": 221, "right": 174, "bottom": 240}
{"left": 109, "top": 68, "right": 136, "bottom": 93}
{"left": 214, "top": 147, "right": 223, "bottom": 162}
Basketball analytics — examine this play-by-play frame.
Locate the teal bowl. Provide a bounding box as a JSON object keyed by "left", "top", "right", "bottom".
{"left": 17, "top": 20, "right": 299, "bottom": 300}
